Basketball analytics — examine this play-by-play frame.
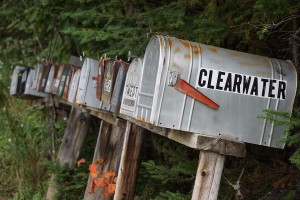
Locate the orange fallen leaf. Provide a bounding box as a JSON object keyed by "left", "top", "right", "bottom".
{"left": 77, "top": 158, "right": 86, "bottom": 167}
{"left": 102, "top": 171, "right": 116, "bottom": 179}
{"left": 107, "top": 183, "right": 116, "bottom": 195}
{"left": 113, "top": 177, "right": 117, "bottom": 183}
{"left": 95, "top": 159, "right": 104, "bottom": 164}
{"left": 95, "top": 177, "right": 106, "bottom": 187}
{"left": 89, "top": 163, "right": 99, "bottom": 178}
{"left": 89, "top": 181, "right": 96, "bottom": 194}
{"left": 90, "top": 171, "right": 98, "bottom": 178}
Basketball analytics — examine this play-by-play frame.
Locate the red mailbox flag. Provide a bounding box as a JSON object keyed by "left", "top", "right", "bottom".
{"left": 168, "top": 71, "right": 219, "bottom": 110}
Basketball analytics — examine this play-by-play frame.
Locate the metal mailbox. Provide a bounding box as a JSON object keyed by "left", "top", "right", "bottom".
{"left": 45, "top": 65, "right": 59, "bottom": 93}
{"left": 110, "top": 61, "right": 129, "bottom": 112}
{"left": 101, "top": 59, "right": 121, "bottom": 110}
{"left": 10, "top": 65, "right": 29, "bottom": 96}
{"left": 68, "top": 68, "right": 81, "bottom": 103}
{"left": 32, "top": 63, "right": 42, "bottom": 90}
{"left": 96, "top": 58, "right": 105, "bottom": 101}
{"left": 67, "top": 56, "right": 84, "bottom": 103}
{"left": 137, "top": 35, "right": 297, "bottom": 148}
{"left": 24, "top": 68, "right": 47, "bottom": 98}
{"left": 56, "top": 65, "right": 69, "bottom": 97}
{"left": 76, "top": 57, "right": 100, "bottom": 108}
{"left": 120, "top": 58, "right": 143, "bottom": 117}
{"left": 62, "top": 66, "right": 73, "bottom": 100}
{"left": 52, "top": 65, "right": 65, "bottom": 95}
{"left": 37, "top": 64, "right": 51, "bottom": 92}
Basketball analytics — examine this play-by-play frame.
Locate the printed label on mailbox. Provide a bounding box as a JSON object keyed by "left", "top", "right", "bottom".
{"left": 197, "top": 68, "right": 287, "bottom": 100}
{"left": 121, "top": 84, "right": 138, "bottom": 111}
{"left": 103, "top": 79, "right": 111, "bottom": 92}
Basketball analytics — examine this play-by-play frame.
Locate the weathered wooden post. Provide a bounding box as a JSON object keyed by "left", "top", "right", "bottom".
{"left": 113, "top": 122, "right": 144, "bottom": 200}
{"left": 46, "top": 106, "right": 90, "bottom": 200}
{"left": 191, "top": 151, "right": 225, "bottom": 200}
{"left": 83, "top": 120, "right": 125, "bottom": 200}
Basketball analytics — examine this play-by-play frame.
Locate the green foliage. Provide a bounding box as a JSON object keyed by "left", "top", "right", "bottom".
{"left": 0, "top": 74, "right": 50, "bottom": 199}
{"left": 136, "top": 137, "right": 197, "bottom": 200}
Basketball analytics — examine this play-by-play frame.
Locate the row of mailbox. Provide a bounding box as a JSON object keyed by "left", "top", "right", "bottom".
{"left": 10, "top": 35, "right": 297, "bottom": 149}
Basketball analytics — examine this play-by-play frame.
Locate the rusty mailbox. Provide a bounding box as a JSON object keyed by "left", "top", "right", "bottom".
{"left": 24, "top": 68, "right": 48, "bottom": 98}
{"left": 45, "top": 65, "right": 59, "bottom": 93}
{"left": 10, "top": 65, "right": 29, "bottom": 96}
{"left": 56, "top": 65, "right": 69, "bottom": 97}
{"left": 37, "top": 64, "right": 51, "bottom": 92}
{"left": 120, "top": 58, "right": 143, "bottom": 117}
{"left": 52, "top": 65, "right": 65, "bottom": 95}
{"left": 76, "top": 57, "right": 100, "bottom": 108}
{"left": 101, "top": 59, "right": 121, "bottom": 110}
{"left": 136, "top": 35, "right": 297, "bottom": 148}
{"left": 32, "top": 63, "right": 42, "bottom": 90}
{"left": 62, "top": 66, "right": 73, "bottom": 100}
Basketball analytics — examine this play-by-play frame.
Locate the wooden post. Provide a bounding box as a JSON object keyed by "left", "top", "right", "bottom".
{"left": 114, "top": 122, "right": 144, "bottom": 200}
{"left": 192, "top": 151, "right": 225, "bottom": 200}
{"left": 84, "top": 120, "right": 125, "bottom": 200}
{"left": 57, "top": 107, "right": 90, "bottom": 168}
{"left": 84, "top": 121, "right": 144, "bottom": 200}
{"left": 46, "top": 106, "right": 90, "bottom": 200}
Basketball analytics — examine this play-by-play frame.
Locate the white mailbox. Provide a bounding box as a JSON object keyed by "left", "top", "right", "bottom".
{"left": 68, "top": 68, "right": 81, "bottom": 104}
{"left": 120, "top": 58, "right": 143, "bottom": 117}
{"left": 137, "top": 35, "right": 297, "bottom": 148}
{"left": 32, "top": 63, "right": 42, "bottom": 90}
{"left": 45, "top": 65, "right": 58, "bottom": 93}
{"left": 76, "top": 57, "right": 100, "bottom": 108}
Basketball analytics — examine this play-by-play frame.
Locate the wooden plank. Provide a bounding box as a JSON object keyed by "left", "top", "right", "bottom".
{"left": 50, "top": 97, "right": 246, "bottom": 157}
{"left": 120, "top": 113, "right": 246, "bottom": 157}
{"left": 114, "top": 122, "right": 144, "bottom": 200}
{"left": 191, "top": 151, "right": 225, "bottom": 200}
{"left": 57, "top": 106, "right": 90, "bottom": 168}
{"left": 84, "top": 120, "right": 125, "bottom": 200}
{"left": 88, "top": 107, "right": 126, "bottom": 128}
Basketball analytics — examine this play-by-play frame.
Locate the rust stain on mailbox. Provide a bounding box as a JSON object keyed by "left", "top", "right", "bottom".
{"left": 136, "top": 35, "right": 297, "bottom": 149}
{"left": 52, "top": 65, "right": 64, "bottom": 95}
{"left": 101, "top": 59, "right": 121, "bottom": 110}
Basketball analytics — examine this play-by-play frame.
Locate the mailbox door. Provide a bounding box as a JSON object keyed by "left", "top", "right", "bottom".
{"left": 10, "top": 66, "right": 26, "bottom": 96}
{"left": 110, "top": 62, "right": 129, "bottom": 112}
{"left": 32, "top": 64, "right": 42, "bottom": 90}
{"left": 101, "top": 60, "right": 121, "bottom": 110}
{"left": 136, "top": 35, "right": 167, "bottom": 123}
{"left": 68, "top": 68, "right": 81, "bottom": 103}
{"left": 62, "top": 66, "right": 74, "bottom": 100}
{"left": 45, "top": 65, "right": 58, "bottom": 93}
{"left": 96, "top": 59, "right": 105, "bottom": 100}
{"left": 120, "top": 58, "right": 143, "bottom": 117}
{"left": 36, "top": 64, "right": 46, "bottom": 92}
{"left": 76, "top": 58, "right": 100, "bottom": 108}
{"left": 52, "top": 65, "right": 64, "bottom": 95}
{"left": 57, "top": 66, "right": 69, "bottom": 97}
{"left": 38, "top": 64, "right": 51, "bottom": 92}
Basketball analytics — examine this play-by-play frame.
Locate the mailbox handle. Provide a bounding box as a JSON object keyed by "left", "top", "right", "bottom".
{"left": 168, "top": 71, "right": 219, "bottom": 110}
